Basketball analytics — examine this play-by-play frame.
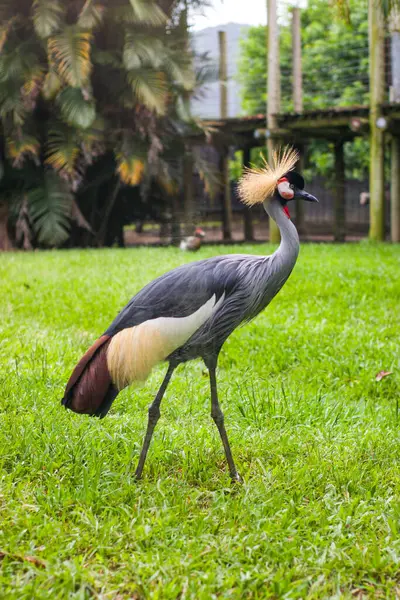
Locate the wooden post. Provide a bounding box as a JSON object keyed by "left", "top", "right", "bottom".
{"left": 295, "top": 147, "right": 305, "bottom": 236}
{"left": 170, "top": 193, "right": 181, "bottom": 245}
{"left": 242, "top": 147, "right": 254, "bottom": 241}
{"left": 219, "top": 30, "right": 232, "bottom": 240}
{"left": 334, "top": 141, "right": 346, "bottom": 242}
{"left": 219, "top": 30, "right": 228, "bottom": 120}
{"left": 292, "top": 7, "right": 303, "bottom": 113}
{"left": 389, "top": 7, "right": 400, "bottom": 102}
{"left": 368, "top": 0, "right": 386, "bottom": 241}
{"left": 291, "top": 9, "right": 304, "bottom": 236}
{"left": 266, "top": 0, "right": 280, "bottom": 243}
{"left": 181, "top": 0, "right": 194, "bottom": 237}
{"left": 391, "top": 136, "right": 400, "bottom": 242}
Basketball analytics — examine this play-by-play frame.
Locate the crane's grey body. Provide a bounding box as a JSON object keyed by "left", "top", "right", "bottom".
{"left": 107, "top": 199, "right": 299, "bottom": 367}
{"left": 104, "top": 197, "right": 303, "bottom": 483}
{"left": 61, "top": 164, "right": 317, "bottom": 482}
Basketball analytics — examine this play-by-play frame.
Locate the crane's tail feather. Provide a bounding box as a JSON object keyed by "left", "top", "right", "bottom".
{"left": 62, "top": 297, "right": 220, "bottom": 418}
{"left": 61, "top": 335, "right": 119, "bottom": 419}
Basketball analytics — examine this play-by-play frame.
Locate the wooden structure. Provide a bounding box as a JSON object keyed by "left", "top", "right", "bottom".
{"left": 199, "top": 102, "right": 400, "bottom": 241}
{"left": 191, "top": 2, "right": 400, "bottom": 243}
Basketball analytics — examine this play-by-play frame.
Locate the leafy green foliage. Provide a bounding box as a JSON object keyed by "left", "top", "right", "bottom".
{"left": 28, "top": 171, "right": 72, "bottom": 244}
{"left": 7, "top": 132, "right": 40, "bottom": 167}
{"left": 238, "top": 0, "right": 370, "bottom": 180}
{"left": 48, "top": 27, "right": 93, "bottom": 88}
{"left": 77, "top": 0, "right": 104, "bottom": 30}
{"left": 0, "top": 0, "right": 205, "bottom": 248}
{"left": 123, "top": 32, "right": 164, "bottom": 70}
{"left": 129, "top": 69, "right": 168, "bottom": 115}
{"left": 239, "top": 0, "right": 369, "bottom": 114}
{"left": 1, "top": 244, "right": 400, "bottom": 596}
{"left": 128, "top": 0, "right": 167, "bottom": 26}
{"left": 32, "top": 0, "right": 64, "bottom": 39}
{"left": 57, "top": 87, "right": 96, "bottom": 129}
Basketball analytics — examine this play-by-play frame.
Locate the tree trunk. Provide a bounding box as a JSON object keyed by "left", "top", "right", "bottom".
{"left": 334, "top": 141, "right": 346, "bottom": 242}
{"left": 292, "top": 7, "right": 303, "bottom": 113}
{"left": 220, "top": 150, "right": 233, "bottom": 241}
{"left": 391, "top": 135, "right": 400, "bottom": 242}
{"left": 368, "top": 0, "right": 386, "bottom": 241}
{"left": 183, "top": 147, "right": 194, "bottom": 236}
{"left": 0, "top": 202, "right": 12, "bottom": 251}
{"left": 170, "top": 193, "right": 181, "bottom": 245}
{"left": 266, "top": 0, "right": 281, "bottom": 244}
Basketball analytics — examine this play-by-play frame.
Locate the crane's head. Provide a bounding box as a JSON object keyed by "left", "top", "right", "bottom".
{"left": 276, "top": 170, "right": 318, "bottom": 218}
{"left": 237, "top": 145, "right": 318, "bottom": 218}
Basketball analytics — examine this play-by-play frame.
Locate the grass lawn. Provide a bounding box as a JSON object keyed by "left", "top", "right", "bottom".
{"left": 1, "top": 243, "right": 400, "bottom": 599}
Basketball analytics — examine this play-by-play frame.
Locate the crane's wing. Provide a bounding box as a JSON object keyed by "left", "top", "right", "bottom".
{"left": 62, "top": 253, "right": 271, "bottom": 418}
{"left": 105, "top": 254, "right": 254, "bottom": 336}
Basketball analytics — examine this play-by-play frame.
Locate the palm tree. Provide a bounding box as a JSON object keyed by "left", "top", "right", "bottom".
{"left": 0, "top": 0, "right": 206, "bottom": 249}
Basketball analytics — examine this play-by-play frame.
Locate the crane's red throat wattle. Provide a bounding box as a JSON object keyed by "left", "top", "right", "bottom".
{"left": 283, "top": 205, "right": 291, "bottom": 219}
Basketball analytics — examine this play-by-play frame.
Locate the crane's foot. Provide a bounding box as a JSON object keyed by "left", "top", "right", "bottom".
{"left": 231, "top": 471, "right": 244, "bottom": 485}
{"left": 133, "top": 471, "right": 142, "bottom": 483}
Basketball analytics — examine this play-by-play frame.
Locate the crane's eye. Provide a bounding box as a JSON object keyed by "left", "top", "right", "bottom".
{"left": 290, "top": 184, "right": 295, "bottom": 190}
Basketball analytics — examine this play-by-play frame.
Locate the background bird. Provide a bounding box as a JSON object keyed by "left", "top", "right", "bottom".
{"left": 62, "top": 147, "right": 318, "bottom": 482}
{"left": 180, "top": 227, "right": 206, "bottom": 251}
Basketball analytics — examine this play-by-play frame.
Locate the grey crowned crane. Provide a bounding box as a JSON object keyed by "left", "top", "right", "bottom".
{"left": 62, "top": 147, "right": 318, "bottom": 482}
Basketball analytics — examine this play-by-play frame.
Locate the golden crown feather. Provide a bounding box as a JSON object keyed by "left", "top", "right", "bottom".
{"left": 237, "top": 146, "right": 299, "bottom": 207}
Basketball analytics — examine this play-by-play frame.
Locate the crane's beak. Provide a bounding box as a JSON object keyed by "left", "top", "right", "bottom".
{"left": 295, "top": 189, "right": 319, "bottom": 203}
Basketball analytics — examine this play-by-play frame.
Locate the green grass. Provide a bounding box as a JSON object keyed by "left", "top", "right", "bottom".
{"left": 1, "top": 243, "right": 400, "bottom": 599}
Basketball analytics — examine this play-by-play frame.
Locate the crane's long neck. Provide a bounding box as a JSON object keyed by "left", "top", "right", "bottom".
{"left": 265, "top": 197, "right": 299, "bottom": 267}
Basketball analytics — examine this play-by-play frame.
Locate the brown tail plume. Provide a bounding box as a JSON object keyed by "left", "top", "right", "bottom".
{"left": 61, "top": 335, "right": 119, "bottom": 419}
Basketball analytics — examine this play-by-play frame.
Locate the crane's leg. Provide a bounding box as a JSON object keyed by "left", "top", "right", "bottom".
{"left": 207, "top": 359, "right": 243, "bottom": 483}
{"left": 134, "top": 363, "right": 175, "bottom": 480}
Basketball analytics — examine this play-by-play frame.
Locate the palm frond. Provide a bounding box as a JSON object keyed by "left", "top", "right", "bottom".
{"left": 0, "top": 16, "right": 18, "bottom": 52}
{"left": 32, "top": 0, "right": 64, "bottom": 39}
{"left": 48, "top": 27, "right": 93, "bottom": 87}
{"left": 21, "top": 66, "right": 45, "bottom": 111}
{"left": 78, "top": 117, "right": 106, "bottom": 163}
{"left": 128, "top": 70, "right": 167, "bottom": 115}
{"left": 116, "top": 154, "right": 145, "bottom": 186}
{"left": 7, "top": 133, "right": 40, "bottom": 168}
{"left": 123, "top": 32, "right": 163, "bottom": 70}
{"left": 78, "top": 0, "right": 104, "bottom": 30}
{"left": 155, "top": 159, "right": 178, "bottom": 195}
{"left": 0, "top": 80, "right": 27, "bottom": 125}
{"left": 42, "top": 70, "right": 62, "bottom": 99}
{"left": 164, "top": 48, "right": 195, "bottom": 90}
{"left": 57, "top": 87, "right": 96, "bottom": 129}
{"left": 28, "top": 172, "right": 72, "bottom": 246}
{"left": 0, "top": 44, "right": 38, "bottom": 83}
{"left": 128, "top": 0, "right": 167, "bottom": 26}
{"left": 45, "top": 124, "right": 80, "bottom": 182}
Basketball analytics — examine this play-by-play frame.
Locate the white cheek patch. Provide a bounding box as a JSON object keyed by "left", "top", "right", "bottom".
{"left": 277, "top": 181, "right": 294, "bottom": 200}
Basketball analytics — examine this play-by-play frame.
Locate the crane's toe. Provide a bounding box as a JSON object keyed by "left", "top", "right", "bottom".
{"left": 231, "top": 472, "right": 244, "bottom": 485}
